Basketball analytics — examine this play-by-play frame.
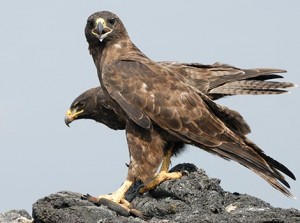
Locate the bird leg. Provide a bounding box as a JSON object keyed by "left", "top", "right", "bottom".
{"left": 139, "top": 147, "right": 182, "bottom": 193}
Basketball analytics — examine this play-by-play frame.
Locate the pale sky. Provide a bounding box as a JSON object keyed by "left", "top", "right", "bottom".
{"left": 1, "top": 1, "right": 299, "bottom": 213}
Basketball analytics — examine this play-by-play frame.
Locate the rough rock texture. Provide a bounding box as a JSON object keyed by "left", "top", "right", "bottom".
{"left": 31, "top": 164, "right": 300, "bottom": 223}
{"left": 0, "top": 209, "right": 32, "bottom": 223}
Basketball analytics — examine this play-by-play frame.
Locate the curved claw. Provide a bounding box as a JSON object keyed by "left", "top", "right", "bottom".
{"left": 181, "top": 170, "right": 189, "bottom": 176}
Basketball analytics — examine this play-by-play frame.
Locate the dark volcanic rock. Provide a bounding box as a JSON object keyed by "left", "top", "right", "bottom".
{"left": 32, "top": 164, "right": 300, "bottom": 223}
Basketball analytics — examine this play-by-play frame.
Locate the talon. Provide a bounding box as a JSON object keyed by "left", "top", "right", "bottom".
{"left": 81, "top": 194, "right": 88, "bottom": 200}
{"left": 182, "top": 170, "right": 189, "bottom": 176}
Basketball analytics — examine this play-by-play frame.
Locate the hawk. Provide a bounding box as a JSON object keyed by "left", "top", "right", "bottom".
{"left": 71, "top": 11, "right": 296, "bottom": 210}
{"left": 65, "top": 60, "right": 294, "bottom": 127}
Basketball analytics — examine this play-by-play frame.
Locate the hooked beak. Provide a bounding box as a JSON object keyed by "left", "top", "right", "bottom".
{"left": 91, "top": 18, "right": 113, "bottom": 41}
{"left": 64, "top": 109, "right": 83, "bottom": 127}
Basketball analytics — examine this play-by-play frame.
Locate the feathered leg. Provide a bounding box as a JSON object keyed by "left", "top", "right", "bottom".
{"left": 139, "top": 144, "right": 183, "bottom": 193}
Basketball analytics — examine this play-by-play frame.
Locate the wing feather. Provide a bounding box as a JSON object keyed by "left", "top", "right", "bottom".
{"left": 102, "top": 60, "right": 241, "bottom": 147}
{"left": 109, "top": 86, "right": 152, "bottom": 130}
{"left": 101, "top": 59, "right": 294, "bottom": 196}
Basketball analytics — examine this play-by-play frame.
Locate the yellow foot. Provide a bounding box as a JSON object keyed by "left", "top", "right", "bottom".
{"left": 95, "top": 179, "right": 133, "bottom": 209}
{"left": 98, "top": 193, "right": 131, "bottom": 210}
{"left": 81, "top": 180, "right": 144, "bottom": 218}
{"left": 139, "top": 171, "right": 183, "bottom": 193}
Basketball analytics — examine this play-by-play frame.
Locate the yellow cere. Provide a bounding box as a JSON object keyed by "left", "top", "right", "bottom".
{"left": 95, "top": 18, "right": 106, "bottom": 27}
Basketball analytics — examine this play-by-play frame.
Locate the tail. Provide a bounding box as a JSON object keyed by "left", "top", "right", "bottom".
{"left": 209, "top": 80, "right": 295, "bottom": 97}
{"left": 212, "top": 137, "right": 296, "bottom": 197}
{"left": 163, "top": 61, "right": 296, "bottom": 100}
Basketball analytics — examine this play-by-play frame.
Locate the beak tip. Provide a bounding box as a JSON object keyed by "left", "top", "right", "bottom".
{"left": 64, "top": 116, "right": 72, "bottom": 127}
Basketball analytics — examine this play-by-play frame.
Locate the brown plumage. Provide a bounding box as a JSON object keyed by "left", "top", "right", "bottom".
{"left": 65, "top": 86, "right": 249, "bottom": 137}
{"left": 160, "top": 61, "right": 294, "bottom": 100}
{"left": 79, "top": 11, "right": 295, "bottom": 206}
{"left": 65, "top": 87, "right": 126, "bottom": 130}
{"left": 65, "top": 60, "right": 295, "bottom": 131}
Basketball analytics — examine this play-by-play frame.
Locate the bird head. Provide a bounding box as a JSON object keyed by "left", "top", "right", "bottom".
{"left": 85, "top": 11, "right": 127, "bottom": 43}
{"left": 64, "top": 88, "right": 99, "bottom": 127}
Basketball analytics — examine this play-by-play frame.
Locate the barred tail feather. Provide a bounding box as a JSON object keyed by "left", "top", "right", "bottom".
{"left": 210, "top": 80, "right": 295, "bottom": 96}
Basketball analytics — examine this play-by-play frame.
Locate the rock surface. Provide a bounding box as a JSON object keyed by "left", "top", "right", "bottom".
{"left": 0, "top": 209, "right": 32, "bottom": 223}
{"left": 30, "top": 163, "right": 300, "bottom": 223}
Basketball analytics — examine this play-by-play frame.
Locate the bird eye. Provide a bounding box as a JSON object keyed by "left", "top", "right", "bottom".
{"left": 74, "top": 101, "right": 85, "bottom": 108}
{"left": 87, "top": 19, "right": 94, "bottom": 27}
{"left": 108, "top": 18, "right": 116, "bottom": 26}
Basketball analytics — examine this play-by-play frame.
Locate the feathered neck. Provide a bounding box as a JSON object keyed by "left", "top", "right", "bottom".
{"left": 88, "top": 36, "right": 146, "bottom": 73}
